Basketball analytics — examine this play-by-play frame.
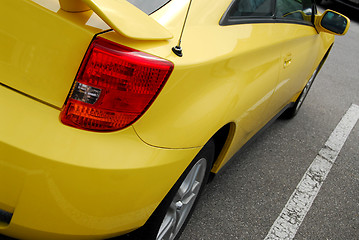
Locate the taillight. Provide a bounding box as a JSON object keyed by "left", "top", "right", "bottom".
{"left": 60, "top": 37, "right": 173, "bottom": 131}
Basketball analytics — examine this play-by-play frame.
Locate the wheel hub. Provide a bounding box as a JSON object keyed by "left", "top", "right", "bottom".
{"left": 175, "top": 201, "right": 183, "bottom": 211}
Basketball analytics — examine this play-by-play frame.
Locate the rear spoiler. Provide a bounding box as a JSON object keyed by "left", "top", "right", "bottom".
{"left": 59, "top": 0, "right": 173, "bottom": 40}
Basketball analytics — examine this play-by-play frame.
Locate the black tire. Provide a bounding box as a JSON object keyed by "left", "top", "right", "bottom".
{"left": 128, "top": 140, "right": 215, "bottom": 240}
{"left": 280, "top": 67, "right": 319, "bottom": 119}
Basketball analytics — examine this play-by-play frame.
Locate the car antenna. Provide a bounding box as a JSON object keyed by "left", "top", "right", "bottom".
{"left": 172, "top": 0, "right": 193, "bottom": 57}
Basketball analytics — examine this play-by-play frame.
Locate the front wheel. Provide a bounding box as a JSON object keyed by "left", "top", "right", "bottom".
{"left": 132, "top": 140, "right": 215, "bottom": 240}
{"left": 281, "top": 67, "right": 318, "bottom": 119}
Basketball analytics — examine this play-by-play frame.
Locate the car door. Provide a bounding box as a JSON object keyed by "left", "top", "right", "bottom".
{"left": 219, "top": 0, "right": 293, "bottom": 136}
{"left": 216, "top": 0, "right": 287, "bottom": 150}
{"left": 267, "top": 0, "right": 323, "bottom": 115}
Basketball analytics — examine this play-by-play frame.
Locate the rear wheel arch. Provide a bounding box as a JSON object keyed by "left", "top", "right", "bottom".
{"left": 128, "top": 140, "right": 215, "bottom": 240}
{"left": 209, "top": 123, "right": 236, "bottom": 176}
{"left": 123, "top": 123, "right": 236, "bottom": 239}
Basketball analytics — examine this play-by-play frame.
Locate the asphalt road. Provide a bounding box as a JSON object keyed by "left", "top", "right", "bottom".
{"left": 181, "top": 4, "right": 359, "bottom": 240}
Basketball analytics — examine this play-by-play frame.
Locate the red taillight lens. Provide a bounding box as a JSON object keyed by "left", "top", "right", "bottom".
{"left": 60, "top": 37, "right": 173, "bottom": 131}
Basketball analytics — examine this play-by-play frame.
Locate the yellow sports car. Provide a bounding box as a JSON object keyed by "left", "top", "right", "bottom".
{"left": 0, "top": 0, "right": 349, "bottom": 239}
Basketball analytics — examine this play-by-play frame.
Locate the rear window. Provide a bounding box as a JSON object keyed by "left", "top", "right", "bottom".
{"left": 127, "top": 0, "right": 171, "bottom": 14}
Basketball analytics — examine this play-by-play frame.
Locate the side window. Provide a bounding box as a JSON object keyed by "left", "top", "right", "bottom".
{"left": 227, "top": 0, "right": 275, "bottom": 18}
{"left": 275, "top": 0, "right": 313, "bottom": 23}
{"left": 220, "top": 0, "right": 315, "bottom": 25}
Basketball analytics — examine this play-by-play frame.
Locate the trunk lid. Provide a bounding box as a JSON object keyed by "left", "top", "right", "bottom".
{"left": 0, "top": 0, "right": 110, "bottom": 108}
{"left": 0, "top": 0, "right": 173, "bottom": 108}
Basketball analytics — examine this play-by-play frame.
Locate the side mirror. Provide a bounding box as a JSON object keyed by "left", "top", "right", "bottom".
{"left": 315, "top": 10, "right": 350, "bottom": 35}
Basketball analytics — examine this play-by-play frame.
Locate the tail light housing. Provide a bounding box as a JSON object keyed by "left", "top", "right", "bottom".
{"left": 60, "top": 37, "right": 173, "bottom": 131}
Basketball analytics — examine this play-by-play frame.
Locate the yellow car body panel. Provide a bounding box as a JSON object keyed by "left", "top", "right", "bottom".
{"left": 0, "top": 0, "right": 110, "bottom": 108}
{"left": 132, "top": 0, "right": 335, "bottom": 149}
{"left": 0, "top": 85, "right": 200, "bottom": 239}
{"left": 0, "top": 0, "right": 342, "bottom": 239}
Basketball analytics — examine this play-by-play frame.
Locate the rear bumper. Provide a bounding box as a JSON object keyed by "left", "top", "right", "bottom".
{"left": 0, "top": 85, "right": 200, "bottom": 240}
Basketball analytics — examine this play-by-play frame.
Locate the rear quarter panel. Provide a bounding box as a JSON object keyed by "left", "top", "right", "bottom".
{"left": 109, "top": 0, "right": 334, "bottom": 152}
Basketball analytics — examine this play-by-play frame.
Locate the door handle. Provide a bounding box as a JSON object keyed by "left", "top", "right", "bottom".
{"left": 284, "top": 54, "right": 292, "bottom": 68}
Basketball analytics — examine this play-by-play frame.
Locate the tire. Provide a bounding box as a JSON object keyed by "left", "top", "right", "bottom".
{"left": 280, "top": 67, "right": 318, "bottom": 119}
{"left": 129, "top": 140, "right": 215, "bottom": 240}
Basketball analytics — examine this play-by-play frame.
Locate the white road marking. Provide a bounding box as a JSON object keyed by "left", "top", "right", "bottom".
{"left": 265, "top": 104, "right": 359, "bottom": 240}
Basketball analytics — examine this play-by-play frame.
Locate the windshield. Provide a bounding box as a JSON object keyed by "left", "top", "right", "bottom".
{"left": 127, "top": 0, "right": 171, "bottom": 14}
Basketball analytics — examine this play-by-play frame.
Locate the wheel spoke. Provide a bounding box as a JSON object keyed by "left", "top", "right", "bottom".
{"left": 181, "top": 172, "right": 200, "bottom": 200}
{"left": 182, "top": 181, "right": 200, "bottom": 205}
{"left": 178, "top": 166, "right": 198, "bottom": 199}
{"left": 156, "top": 158, "right": 208, "bottom": 240}
{"left": 157, "top": 203, "right": 177, "bottom": 240}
